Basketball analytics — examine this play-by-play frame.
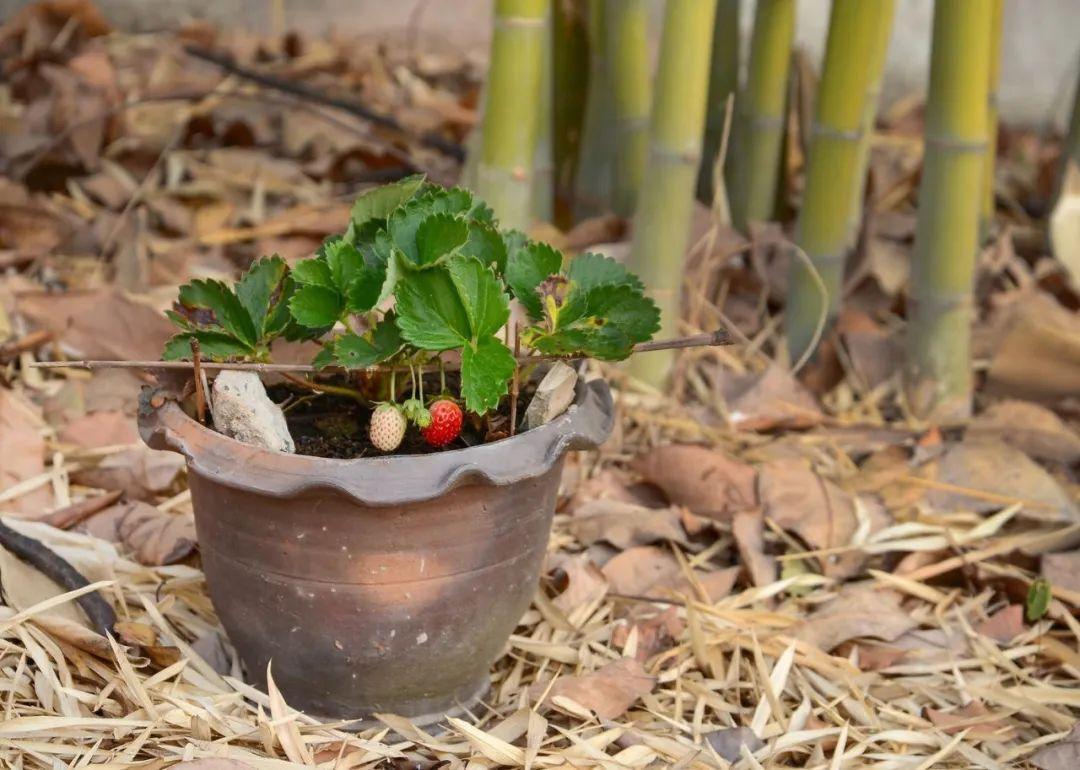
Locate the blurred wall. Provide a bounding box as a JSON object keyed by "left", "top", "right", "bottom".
{"left": 4, "top": 0, "right": 1077, "bottom": 129}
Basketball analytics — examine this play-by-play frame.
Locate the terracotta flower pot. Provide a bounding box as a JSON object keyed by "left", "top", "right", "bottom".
{"left": 138, "top": 379, "right": 613, "bottom": 724}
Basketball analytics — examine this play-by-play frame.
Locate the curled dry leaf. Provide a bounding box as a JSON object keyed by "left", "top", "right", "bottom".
{"left": 705, "top": 727, "right": 764, "bottom": 762}
{"left": 1042, "top": 551, "right": 1080, "bottom": 594}
{"left": 759, "top": 459, "right": 891, "bottom": 579}
{"left": 630, "top": 444, "right": 757, "bottom": 520}
{"left": 531, "top": 658, "right": 655, "bottom": 720}
{"left": 83, "top": 501, "right": 196, "bottom": 566}
{"left": 570, "top": 500, "right": 690, "bottom": 549}
{"left": 927, "top": 440, "right": 1077, "bottom": 523}
{"left": 1032, "top": 724, "right": 1080, "bottom": 770}
{"left": 732, "top": 509, "right": 776, "bottom": 589}
{"left": 58, "top": 410, "right": 139, "bottom": 449}
{"left": 598, "top": 545, "right": 737, "bottom": 600}
{"left": 611, "top": 607, "right": 684, "bottom": 662}
{"left": 792, "top": 584, "right": 917, "bottom": 652}
{"left": 974, "top": 604, "right": 1025, "bottom": 645}
{"left": 719, "top": 362, "right": 824, "bottom": 432}
{"left": 924, "top": 700, "right": 1016, "bottom": 740}
{"left": 986, "top": 292, "right": 1080, "bottom": 403}
{"left": 968, "top": 400, "right": 1080, "bottom": 464}
{"left": 71, "top": 446, "right": 184, "bottom": 501}
{"left": 548, "top": 552, "right": 608, "bottom": 613}
{"left": 0, "top": 387, "right": 49, "bottom": 513}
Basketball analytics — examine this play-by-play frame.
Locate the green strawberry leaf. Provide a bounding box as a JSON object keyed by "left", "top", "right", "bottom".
{"left": 291, "top": 257, "right": 335, "bottom": 289}
{"left": 566, "top": 251, "right": 645, "bottom": 293}
{"left": 289, "top": 285, "right": 344, "bottom": 329}
{"left": 323, "top": 238, "right": 366, "bottom": 290}
{"left": 395, "top": 266, "right": 471, "bottom": 350}
{"left": 350, "top": 174, "right": 424, "bottom": 230}
{"left": 415, "top": 212, "right": 469, "bottom": 266}
{"left": 447, "top": 256, "right": 510, "bottom": 339}
{"left": 582, "top": 283, "right": 660, "bottom": 344}
{"left": 163, "top": 331, "right": 253, "bottom": 361}
{"left": 464, "top": 220, "right": 508, "bottom": 274}
{"left": 460, "top": 335, "right": 515, "bottom": 414}
{"left": 334, "top": 318, "right": 404, "bottom": 370}
{"left": 527, "top": 285, "right": 659, "bottom": 361}
{"left": 506, "top": 241, "right": 563, "bottom": 320}
{"left": 237, "top": 255, "right": 291, "bottom": 336}
{"left": 177, "top": 279, "right": 257, "bottom": 346}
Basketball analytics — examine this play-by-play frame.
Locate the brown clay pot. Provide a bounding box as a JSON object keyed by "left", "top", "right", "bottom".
{"left": 138, "top": 379, "right": 612, "bottom": 724}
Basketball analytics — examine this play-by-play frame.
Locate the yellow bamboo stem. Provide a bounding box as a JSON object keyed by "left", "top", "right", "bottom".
{"left": 532, "top": 5, "right": 555, "bottom": 222}
{"left": 981, "top": 0, "right": 1004, "bottom": 236}
{"left": 606, "top": 0, "right": 652, "bottom": 218}
{"left": 627, "top": 0, "right": 718, "bottom": 386}
{"left": 574, "top": 0, "right": 615, "bottom": 218}
{"left": 906, "top": 0, "right": 994, "bottom": 420}
{"left": 698, "top": 0, "right": 740, "bottom": 205}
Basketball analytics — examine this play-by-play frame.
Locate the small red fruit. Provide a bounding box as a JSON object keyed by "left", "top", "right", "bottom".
{"left": 369, "top": 403, "right": 406, "bottom": 452}
{"left": 422, "top": 399, "right": 463, "bottom": 447}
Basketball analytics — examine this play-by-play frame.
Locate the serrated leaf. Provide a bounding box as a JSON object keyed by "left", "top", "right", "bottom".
{"left": 177, "top": 279, "right": 257, "bottom": 346}
{"left": 464, "top": 221, "right": 507, "bottom": 274}
{"left": 345, "top": 264, "right": 384, "bottom": 313}
{"left": 350, "top": 174, "right": 424, "bottom": 229}
{"left": 237, "top": 255, "right": 290, "bottom": 335}
{"left": 447, "top": 256, "right": 510, "bottom": 339}
{"left": 566, "top": 251, "right": 644, "bottom": 293}
{"left": 395, "top": 267, "right": 471, "bottom": 350}
{"left": 334, "top": 319, "right": 404, "bottom": 370}
{"left": 162, "top": 331, "right": 253, "bottom": 361}
{"left": 323, "top": 238, "right": 366, "bottom": 290}
{"left": 388, "top": 198, "right": 430, "bottom": 264}
{"left": 416, "top": 212, "right": 469, "bottom": 265}
{"left": 291, "top": 258, "right": 335, "bottom": 289}
{"left": 288, "top": 285, "right": 344, "bottom": 328}
{"left": 528, "top": 285, "right": 659, "bottom": 361}
{"left": 582, "top": 284, "right": 660, "bottom": 344}
{"left": 507, "top": 241, "right": 563, "bottom": 320}
{"left": 530, "top": 325, "right": 633, "bottom": 361}
{"left": 312, "top": 345, "right": 336, "bottom": 369}
{"left": 460, "top": 335, "right": 515, "bottom": 414}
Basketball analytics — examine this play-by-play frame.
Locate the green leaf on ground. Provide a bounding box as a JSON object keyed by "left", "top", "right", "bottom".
{"left": 460, "top": 335, "right": 515, "bottom": 414}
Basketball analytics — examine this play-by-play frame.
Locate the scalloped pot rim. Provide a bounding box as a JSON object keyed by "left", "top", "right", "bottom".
{"left": 138, "top": 378, "right": 614, "bottom": 507}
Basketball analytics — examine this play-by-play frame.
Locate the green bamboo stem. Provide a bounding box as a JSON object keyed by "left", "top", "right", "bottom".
{"left": 787, "top": 0, "right": 889, "bottom": 364}
{"left": 627, "top": 0, "right": 718, "bottom": 387}
{"left": 906, "top": 0, "right": 993, "bottom": 420}
{"left": 980, "top": 0, "right": 1004, "bottom": 235}
{"left": 552, "top": 0, "right": 589, "bottom": 227}
{"left": 532, "top": 5, "right": 555, "bottom": 223}
{"left": 847, "top": 0, "right": 896, "bottom": 244}
{"left": 477, "top": 0, "right": 549, "bottom": 231}
{"left": 1055, "top": 58, "right": 1080, "bottom": 205}
{"left": 606, "top": 0, "right": 652, "bottom": 218}
{"left": 697, "top": 0, "right": 740, "bottom": 205}
{"left": 726, "top": 0, "right": 795, "bottom": 232}
{"left": 573, "top": 0, "right": 615, "bottom": 218}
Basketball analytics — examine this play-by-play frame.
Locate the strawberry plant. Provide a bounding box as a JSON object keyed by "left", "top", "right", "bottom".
{"left": 163, "top": 177, "right": 660, "bottom": 450}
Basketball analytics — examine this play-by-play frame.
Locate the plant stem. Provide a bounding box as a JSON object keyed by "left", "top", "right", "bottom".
{"left": 532, "top": 4, "right": 555, "bottom": 223}
{"left": 906, "top": 0, "right": 993, "bottom": 420}
{"left": 981, "top": 0, "right": 1004, "bottom": 237}
{"left": 573, "top": 0, "right": 615, "bottom": 218}
{"left": 552, "top": 0, "right": 590, "bottom": 227}
{"left": 606, "top": 0, "right": 651, "bottom": 218}
{"left": 847, "top": 0, "right": 895, "bottom": 245}
{"left": 786, "top": 0, "right": 890, "bottom": 364}
{"left": 281, "top": 372, "right": 368, "bottom": 404}
{"left": 698, "top": 0, "right": 740, "bottom": 205}
{"left": 626, "top": 0, "right": 719, "bottom": 387}
{"left": 726, "top": 0, "right": 795, "bottom": 232}
{"left": 477, "top": 0, "right": 549, "bottom": 230}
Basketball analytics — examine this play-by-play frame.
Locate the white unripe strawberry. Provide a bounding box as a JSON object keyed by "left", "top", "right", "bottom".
{"left": 368, "top": 403, "right": 406, "bottom": 452}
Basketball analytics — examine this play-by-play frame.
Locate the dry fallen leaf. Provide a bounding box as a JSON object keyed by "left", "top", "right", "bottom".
{"left": 569, "top": 500, "right": 690, "bottom": 549}
{"left": 548, "top": 552, "right": 608, "bottom": 613}
{"left": 925, "top": 700, "right": 1016, "bottom": 740}
{"left": 974, "top": 604, "right": 1025, "bottom": 644}
{"left": 601, "top": 546, "right": 681, "bottom": 597}
{"left": 630, "top": 444, "right": 758, "bottom": 520}
{"left": 532, "top": 658, "right": 655, "bottom": 720}
{"left": 705, "top": 727, "right": 764, "bottom": 762}
{"left": 611, "top": 607, "right": 684, "bottom": 662}
{"left": 721, "top": 362, "right": 824, "bottom": 431}
{"left": 81, "top": 501, "right": 196, "bottom": 566}
{"left": 968, "top": 400, "right": 1080, "bottom": 464}
{"left": 71, "top": 446, "right": 184, "bottom": 501}
{"left": 928, "top": 439, "right": 1078, "bottom": 523}
{"left": 732, "top": 509, "right": 776, "bottom": 589}
{"left": 1042, "top": 551, "right": 1080, "bottom": 594}
{"left": 986, "top": 292, "right": 1080, "bottom": 403}
{"left": 1032, "top": 723, "right": 1080, "bottom": 770}
{"left": 170, "top": 760, "right": 258, "bottom": 770}
{"left": 0, "top": 387, "right": 49, "bottom": 513}
{"left": 58, "top": 410, "right": 139, "bottom": 449}
{"left": 792, "top": 584, "right": 917, "bottom": 652}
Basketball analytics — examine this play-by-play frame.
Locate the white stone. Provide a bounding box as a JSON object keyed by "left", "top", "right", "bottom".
{"left": 524, "top": 362, "right": 578, "bottom": 431}
{"left": 210, "top": 370, "right": 294, "bottom": 453}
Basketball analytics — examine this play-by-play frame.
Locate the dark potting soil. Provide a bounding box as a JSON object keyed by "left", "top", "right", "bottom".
{"left": 265, "top": 371, "right": 540, "bottom": 460}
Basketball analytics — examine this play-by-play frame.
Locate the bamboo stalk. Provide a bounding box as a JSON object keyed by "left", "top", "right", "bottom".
{"left": 476, "top": 0, "right": 549, "bottom": 230}
{"left": 786, "top": 0, "right": 890, "bottom": 364}
{"left": 573, "top": 0, "right": 615, "bottom": 218}
{"left": 532, "top": 5, "right": 555, "bottom": 223}
{"left": 551, "top": 0, "right": 589, "bottom": 227}
{"left": 725, "top": 0, "right": 795, "bottom": 232}
{"left": 606, "top": 0, "right": 652, "bottom": 218}
{"left": 980, "top": 0, "right": 1004, "bottom": 236}
{"left": 697, "top": 0, "right": 740, "bottom": 205}
{"left": 906, "top": 0, "right": 994, "bottom": 420}
{"left": 626, "top": 0, "right": 719, "bottom": 386}
{"left": 846, "top": 0, "right": 895, "bottom": 244}
{"left": 1054, "top": 57, "right": 1080, "bottom": 206}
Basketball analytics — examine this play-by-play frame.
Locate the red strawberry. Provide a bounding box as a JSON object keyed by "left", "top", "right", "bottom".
{"left": 422, "top": 399, "right": 463, "bottom": 447}
{"left": 369, "top": 403, "right": 406, "bottom": 452}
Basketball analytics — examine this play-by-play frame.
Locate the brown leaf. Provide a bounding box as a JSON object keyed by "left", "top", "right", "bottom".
{"left": 705, "top": 727, "right": 764, "bottom": 763}
{"left": 1042, "top": 551, "right": 1080, "bottom": 594}
{"left": 0, "top": 387, "right": 49, "bottom": 513}
{"left": 548, "top": 552, "right": 608, "bottom": 612}
{"left": 968, "top": 400, "right": 1080, "bottom": 464}
{"left": 760, "top": 459, "right": 890, "bottom": 579}
{"left": 115, "top": 501, "right": 196, "bottom": 566}
{"left": 732, "top": 510, "right": 776, "bottom": 589}
{"left": 534, "top": 658, "right": 655, "bottom": 720}
{"left": 601, "top": 546, "right": 681, "bottom": 596}
{"left": 171, "top": 761, "right": 257, "bottom": 770}
{"left": 721, "top": 363, "right": 824, "bottom": 432}
{"left": 1031, "top": 724, "right": 1080, "bottom": 770}
{"left": 72, "top": 446, "right": 184, "bottom": 500}
{"left": 113, "top": 620, "right": 157, "bottom": 647}
{"left": 928, "top": 440, "right": 1077, "bottom": 523}
{"left": 792, "top": 585, "right": 917, "bottom": 652}
{"left": 925, "top": 700, "right": 1016, "bottom": 740}
{"left": 570, "top": 500, "right": 690, "bottom": 549}
{"left": 0, "top": 203, "right": 70, "bottom": 255}
{"left": 974, "top": 604, "right": 1025, "bottom": 644}
{"left": 986, "top": 292, "right": 1080, "bottom": 403}
{"left": 59, "top": 410, "right": 138, "bottom": 449}
{"left": 611, "top": 607, "right": 684, "bottom": 662}
{"left": 631, "top": 444, "right": 758, "bottom": 520}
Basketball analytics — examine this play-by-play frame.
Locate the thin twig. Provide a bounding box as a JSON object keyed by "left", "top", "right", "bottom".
{"left": 510, "top": 323, "right": 521, "bottom": 436}
{"left": 184, "top": 45, "right": 466, "bottom": 161}
{"left": 190, "top": 338, "right": 206, "bottom": 424}
{"left": 29, "top": 331, "right": 734, "bottom": 374}
{"left": 280, "top": 372, "right": 368, "bottom": 404}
